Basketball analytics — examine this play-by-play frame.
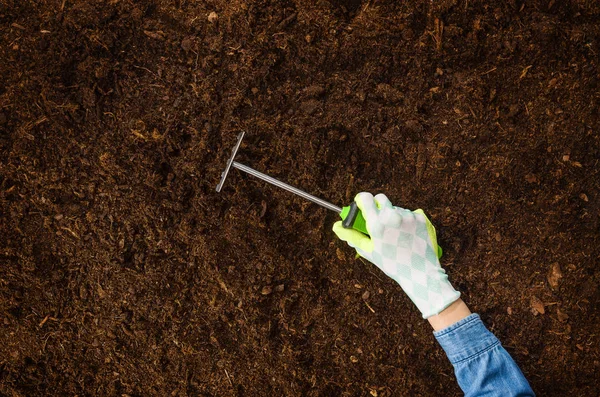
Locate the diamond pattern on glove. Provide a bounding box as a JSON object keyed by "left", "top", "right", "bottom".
{"left": 371, "top": 251, "right": 383, "bottom": 266}
{"left": 425, "top": 245, "right": 438, "bottom": 265}
{"left": 344, "top": 194, "right": 460, "bottom": 318}
{"left": 396, "top": 263, "right": 412, "bottom": 279}
{"left": 383, "top": 228, "right": 401, "bottom": 244}
{"left": 412, "top": 283, "right": 430, "bottom": 301}
{"left": 411, "top": 253, "right": 426, "bottom": 272}
{"left": 427, "top": 275, "right": 442, "bottom": 294}
{"left": 397, "top": 232, "right": 413, "bottom": 248}
{"left": 382, "top": 243, "right": 397, "bottom": 259}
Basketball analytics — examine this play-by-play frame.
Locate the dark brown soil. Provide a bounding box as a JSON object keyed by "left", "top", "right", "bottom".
{"left": 1, "top": 0, "right": 599, "bottom": 395}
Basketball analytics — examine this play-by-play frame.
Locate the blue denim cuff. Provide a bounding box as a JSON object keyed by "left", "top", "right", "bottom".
{"left": 433, "top": 314, "right": 500, "bottom": 365}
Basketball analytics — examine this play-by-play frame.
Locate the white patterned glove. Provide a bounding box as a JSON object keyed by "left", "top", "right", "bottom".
{"left": 333, "top": 192, "right": 460, "bottom": 318}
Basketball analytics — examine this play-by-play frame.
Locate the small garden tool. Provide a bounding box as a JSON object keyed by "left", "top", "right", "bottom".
{"left": 216, "top": 131, "right": 368, "bottom": 234}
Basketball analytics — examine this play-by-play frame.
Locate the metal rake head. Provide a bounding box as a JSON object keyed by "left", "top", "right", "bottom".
{"left": 215, "top": 131, "right": 245, "bottom": 192}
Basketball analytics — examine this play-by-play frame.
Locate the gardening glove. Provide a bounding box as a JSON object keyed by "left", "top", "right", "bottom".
{"left": 333, "top": 192, "right": 460, "bottom": 318}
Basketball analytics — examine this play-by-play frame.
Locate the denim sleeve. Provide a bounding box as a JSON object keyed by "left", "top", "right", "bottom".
{"left": 434, "top": 314, "right": 535, "bottom": 397}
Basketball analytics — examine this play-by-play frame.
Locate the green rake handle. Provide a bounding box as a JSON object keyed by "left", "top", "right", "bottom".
{"left": 340, "top": 202, "right": 369, "bottom": 235}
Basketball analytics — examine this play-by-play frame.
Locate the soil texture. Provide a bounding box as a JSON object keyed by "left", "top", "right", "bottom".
{"left": 1, "top": 0, "right": 600, "bottom": 395}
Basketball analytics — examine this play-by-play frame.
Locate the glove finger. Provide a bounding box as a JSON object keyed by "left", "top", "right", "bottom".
{"left": 354, "top": 192, "right": 378, "bottom": 220}
{"left": 355, "top": 192, "right": 382, "bottom": 234}
{"left": 414, "top": 209, "right": 442, "bottom": 259}
{"left": 374, "top": 193, "right": 393, "bottom": 209}
{"left": 332, "top": 221, "right": 374, "bottom": 253}
{"left": 381, "top": 206, "right": 403, "bottom": 226}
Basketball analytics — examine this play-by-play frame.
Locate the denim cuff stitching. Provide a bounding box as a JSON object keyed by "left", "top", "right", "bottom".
{"left": 450, "top": 340, "right": 501, "bottom": 365}
{"left": 434, "top": 313, "right": 480, "bottom": 338}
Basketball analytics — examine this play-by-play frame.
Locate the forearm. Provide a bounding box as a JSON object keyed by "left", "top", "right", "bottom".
{"left": 434, "top": 312, "right": 535, "bottom": 397}
{"left": 427, "top": 298, "right": 471, "bottom": 331}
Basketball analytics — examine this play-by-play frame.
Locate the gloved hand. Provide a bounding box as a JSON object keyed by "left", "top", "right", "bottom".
{"left": 333, "top": 192, "right": 460, "bottom": 318}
